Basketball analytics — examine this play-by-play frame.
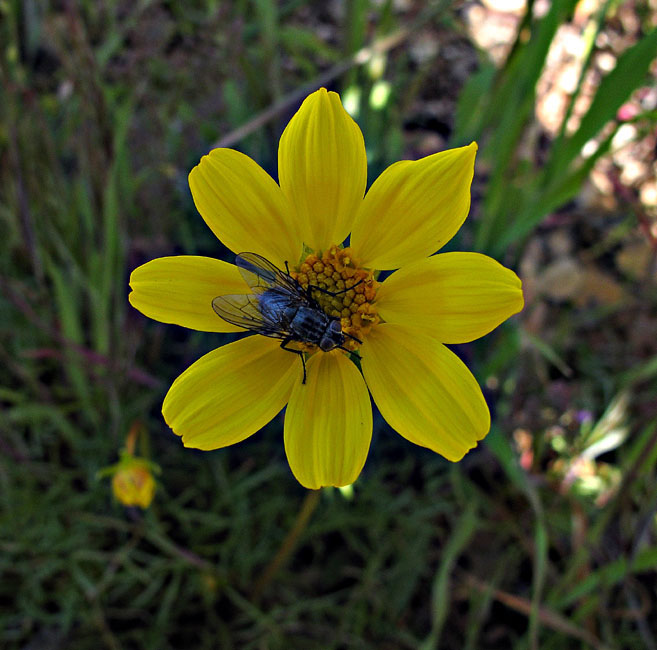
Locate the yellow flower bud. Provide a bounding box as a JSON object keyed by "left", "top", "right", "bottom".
{"left": 111, "top": 458, "right": 156, "bottom": 508}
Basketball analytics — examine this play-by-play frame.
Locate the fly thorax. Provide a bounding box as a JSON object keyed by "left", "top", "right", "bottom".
{"left": 292, "top": 245, "right": 380, "bottom": 352}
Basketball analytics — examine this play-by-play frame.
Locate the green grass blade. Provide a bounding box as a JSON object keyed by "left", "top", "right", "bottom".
{"left": 420, "top": 502, "right": 479, "bottom": 650}
{"left": 549, "top": 26, "right": 657, "bottom": 175}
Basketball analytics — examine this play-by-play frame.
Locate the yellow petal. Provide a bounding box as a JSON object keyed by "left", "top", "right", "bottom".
{"left": 284, "top": 352, "right": 372, "bottom": 489}
{"left": 163, "top": 336, "right": 301, "bottom": 450}
{"left": 129, "top": 256, "right": 246, "bottom": 332}
{"left": 361, "top": 324, "right": 490, "bottom": 461}
{"left": 350, "top": 143, "right": 477, "bottom": 270}
{"left": 189, "top": 148, "right": 301, "bottom": 268}
{"left": 278, "top": 88, "right": 367, "bottom": 252}
{"left": 376, "top": 252, "right": 524, "bottom": 343}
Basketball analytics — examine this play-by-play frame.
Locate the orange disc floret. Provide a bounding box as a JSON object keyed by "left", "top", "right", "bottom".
{"left": 292, "top": 245, "right": 380, "bottom": 351}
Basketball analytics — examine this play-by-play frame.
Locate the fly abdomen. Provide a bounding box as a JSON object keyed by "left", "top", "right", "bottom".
{"left": 290, "top": 306, "right": 330, "bottom": 344}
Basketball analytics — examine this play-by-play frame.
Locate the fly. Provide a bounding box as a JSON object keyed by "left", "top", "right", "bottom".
{"left": 212, "top": 252, "right": 362, "bottom": 383}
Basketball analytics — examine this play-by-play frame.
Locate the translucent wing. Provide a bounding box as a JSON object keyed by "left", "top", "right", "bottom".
{"left": 211, "top": 294, "right": 288, "bottom": 339}
{"left": 236, "top": 252, "right": 300, "bottom": 295}
{"left": 212, "top": 253, "right": 306, "bottom": 339}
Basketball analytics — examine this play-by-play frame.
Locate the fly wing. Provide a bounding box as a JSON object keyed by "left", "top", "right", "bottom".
{"left": 236, "top": 252, "right": 299, "bottom": 294}
{"left": 212, "top": 294, "right": 287, "bottom": 339}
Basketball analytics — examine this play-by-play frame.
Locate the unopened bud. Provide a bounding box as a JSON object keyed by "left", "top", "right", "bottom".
{"left": 111, "top": 457, "right": 156, "bottom": 509}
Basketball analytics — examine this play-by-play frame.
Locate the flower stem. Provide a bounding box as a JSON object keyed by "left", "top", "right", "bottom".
{"left": 251, "top": 489, "right": 321, "bottom": 602}
{"left": 125, "top": 420, "right": 143, "bottom": 455}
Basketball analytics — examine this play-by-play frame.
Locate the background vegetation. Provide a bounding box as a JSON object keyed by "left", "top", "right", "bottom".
{"left": 2, "top": 0, "right": 657, "bottom": 648}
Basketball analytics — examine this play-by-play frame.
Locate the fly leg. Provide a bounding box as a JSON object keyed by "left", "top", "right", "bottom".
{"left": 338, "top": 344, "right": 361, "bottom": 358}
{"left": 337, "top": 332, "right": 363, "bottom": 358}
{"left": 308, "top": 277, "right": 365, "bottom": 298}
{"left": 282, "top": 258, "right": 366, "bottom": 297}
{"left": 280, "top": 337, "right": 307, "bottom": 384}
{"left": 343, "top": 331, "right": 362, "bottom": 345}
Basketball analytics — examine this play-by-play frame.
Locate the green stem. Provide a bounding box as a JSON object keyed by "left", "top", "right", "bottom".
{"left": 251, "top": 489, "right": 321, "bottom": 602}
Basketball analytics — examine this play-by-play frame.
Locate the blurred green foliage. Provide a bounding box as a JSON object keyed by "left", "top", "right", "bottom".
{"left": 1, "top": 1, "right": 657, "bottom": 649}
{"left": 453, "top": 0, "right": 657, "bottom": 258}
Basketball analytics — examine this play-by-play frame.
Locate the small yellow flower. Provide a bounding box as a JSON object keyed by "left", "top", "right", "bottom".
{"left": 111, "top": 455, "right": 157, "bottom": 509}
{"left": 129, "top": 88, "right": 524, "bottom": 489}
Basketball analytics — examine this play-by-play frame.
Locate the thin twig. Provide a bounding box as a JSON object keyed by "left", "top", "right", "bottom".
{"left": 461, "top": 570, "right": 613, "bottom": 650}
{"left": 213, "top": 1, "right": 450, "bottom": 150}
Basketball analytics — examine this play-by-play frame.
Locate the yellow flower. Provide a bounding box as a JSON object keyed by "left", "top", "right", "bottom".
{"left": 111, "top": 455, "right": 157, "bottom": 508}
{"left": 129, "top": 88, "right": 524, "bottom": 489}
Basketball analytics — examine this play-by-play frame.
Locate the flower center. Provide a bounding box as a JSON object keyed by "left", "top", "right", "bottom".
{"left": 291, "top": 245, "right": 379, "bottom": 352}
